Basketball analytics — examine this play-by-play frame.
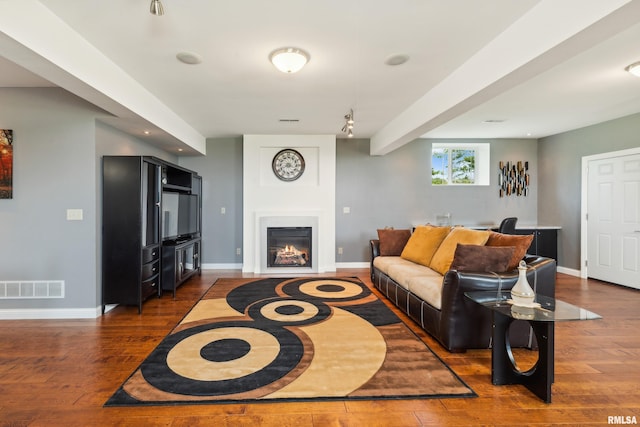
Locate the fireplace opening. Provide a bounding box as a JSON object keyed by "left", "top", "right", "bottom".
{"left": 267, "top": 227, "right": 312, "bottom": 268}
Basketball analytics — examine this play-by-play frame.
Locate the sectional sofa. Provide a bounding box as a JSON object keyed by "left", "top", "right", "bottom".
{"left": 370, "top": 225, "right": 556, "bottom": 352}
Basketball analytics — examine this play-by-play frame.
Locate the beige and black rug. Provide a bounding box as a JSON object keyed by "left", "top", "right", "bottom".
{"left": 105, "top": 277, "right": 475, "bottom": 406}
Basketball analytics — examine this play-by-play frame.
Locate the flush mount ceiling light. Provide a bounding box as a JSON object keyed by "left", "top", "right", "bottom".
{"left": 341, "top": 109, "right": 355, "bottom": 138}
{"left": 150, "top": 0, "right": 164, "bottom": 16}
{"left": 625, "top": 61, "right": 640, "bottom": 77}
{"left": 269, "top": 47, "right": 310, "bottom": 73}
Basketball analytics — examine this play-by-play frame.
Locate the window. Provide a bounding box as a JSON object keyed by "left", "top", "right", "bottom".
{"left": 431, "top": 143, "right": 490, "bottom": 186}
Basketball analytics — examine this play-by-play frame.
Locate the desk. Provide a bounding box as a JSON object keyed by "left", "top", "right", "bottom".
{"left": 465, "top": 291, "right": 601, "bottom": 403}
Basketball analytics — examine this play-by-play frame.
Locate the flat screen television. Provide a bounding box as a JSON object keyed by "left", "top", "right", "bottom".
{"left": 162, "top": 192, "right": 199, "bottom": 241}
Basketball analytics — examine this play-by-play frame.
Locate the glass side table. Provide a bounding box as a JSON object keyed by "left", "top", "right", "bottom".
{"left": 465, "top": 291, "right": 601, "bottom": 403}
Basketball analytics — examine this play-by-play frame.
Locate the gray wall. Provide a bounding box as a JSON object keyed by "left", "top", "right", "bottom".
{"left": 335, "top": 137, "right": 539, "bottom": 262}
{"left": 179, "top": 137, "right": 243, "bottom": 266}
{"left": 0, "top": 88, "right": 177, "bottom": 312}
{"left": 0, "top": 88, "right": 103, "bottom": 310}
{"left": 538, "top": 112, "right": 640, "bottom": 270}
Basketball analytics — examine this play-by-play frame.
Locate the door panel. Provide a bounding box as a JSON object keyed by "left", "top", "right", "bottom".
{"left": 588, "top": 153, "right": 640, "bottom": 289}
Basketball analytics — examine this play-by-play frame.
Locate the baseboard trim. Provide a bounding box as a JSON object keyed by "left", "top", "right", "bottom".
{"left": 557, "top": 266, "right": 581, "bottom": 277}
{"left": 336, "top": 262, "right": 370, "bottom": 269}
{"left": 201, "top": 263, "right": 242, "bottom": 270}
{"left": 0, "top": 307, "right": 101, "bottom": 320}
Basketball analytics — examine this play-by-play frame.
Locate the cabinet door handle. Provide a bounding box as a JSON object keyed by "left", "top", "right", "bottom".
{"left": 151, "top": 282, "right": 156, "bottom": 287}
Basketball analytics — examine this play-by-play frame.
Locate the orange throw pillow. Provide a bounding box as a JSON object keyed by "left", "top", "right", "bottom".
{"left": 429, "top": 227, "right": 491, "bottom": 275}
{"left": 400, "top": 225, "right": 451, "bottom": 267}
{"left": 486, "top": 231, "right": 534, "bottom": 270}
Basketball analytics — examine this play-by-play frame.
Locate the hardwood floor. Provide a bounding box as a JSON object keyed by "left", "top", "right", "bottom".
{"left": 0, "top": 270, "right": 638, "bottom": 426}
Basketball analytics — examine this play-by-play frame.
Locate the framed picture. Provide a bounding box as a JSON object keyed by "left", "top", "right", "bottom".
{"left": 0, "top": 129, "right": 13, "bottom": 199}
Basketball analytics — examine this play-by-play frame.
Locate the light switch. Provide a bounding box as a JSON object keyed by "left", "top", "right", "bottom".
{"left": 66, "top": 209, "right": 83, "bottom": 221}
{"left": 343, "top": 207, "right": 351, "bottom": 214}
{"left": 221, "top": 207, "right": 226, "bottom": 215}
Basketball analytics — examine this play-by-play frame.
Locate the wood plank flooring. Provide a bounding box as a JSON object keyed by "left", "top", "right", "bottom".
{"left": 0, "top": 270, "right": 638, "bottom": 426}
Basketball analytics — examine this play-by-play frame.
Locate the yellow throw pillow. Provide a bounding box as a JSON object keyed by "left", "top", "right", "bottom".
{"left": 429, "top": 227, "right": 491, "bottom": 275}
{"left": 400, "top": 225, "right": 451, "bottom": 267}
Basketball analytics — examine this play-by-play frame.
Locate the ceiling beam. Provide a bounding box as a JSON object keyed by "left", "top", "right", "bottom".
{"left": 370, "top": 0, "right": 638, "bottom": 156}
{"left": 0, "top": 0, "right": 206, "bottom": 155}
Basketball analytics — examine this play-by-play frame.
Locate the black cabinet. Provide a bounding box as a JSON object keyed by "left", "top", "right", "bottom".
{"left": 102, "top": 156, "right": 202, "bottom": 313}
{"left": 515, "top": 228, "right": 558, "bottom": 260}
{"left": 162, "top": 238, "right": 201, "bottom": 298}
{"left": 102, "top": 157, "right": 162, "bottom": 313}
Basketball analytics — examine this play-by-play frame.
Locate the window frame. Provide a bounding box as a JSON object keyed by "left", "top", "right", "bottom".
{"left": 431, "top": 142, "right": 490, "bottom": 186}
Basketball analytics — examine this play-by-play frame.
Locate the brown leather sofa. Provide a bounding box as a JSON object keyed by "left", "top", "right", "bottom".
{"left": 370, "top": 239, "right": 556, "bottom": 352}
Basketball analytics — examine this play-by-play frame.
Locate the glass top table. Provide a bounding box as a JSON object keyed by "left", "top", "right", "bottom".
{"left": 465, "top": 291, "right": 602, "bottom": 322}
{"left": 465, "top": 290, "right": 601, "bottom": 403}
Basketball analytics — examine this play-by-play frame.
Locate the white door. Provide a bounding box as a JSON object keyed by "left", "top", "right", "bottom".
{"left": 587, "top": 153, "right": 640, "bottom": 289}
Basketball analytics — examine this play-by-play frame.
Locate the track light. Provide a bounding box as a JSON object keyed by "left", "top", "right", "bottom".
{"left": 342, "top": 109, "right": 355, "bottom": 137}
{"left": 150, "top": 0, "right": 164, "bottom": 16}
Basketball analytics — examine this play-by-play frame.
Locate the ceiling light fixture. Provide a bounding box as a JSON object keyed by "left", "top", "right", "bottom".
{"left": 150, "top": 0, "right": 164, "bottom": 16}
{"left": 341, "top": 109, "right": 355, "bottom": 138}
{"left": 269, "top": 47, "right": 310, "bottom": 73}
{"left": 625, "top": 61, "right": 640, "bottom": 77}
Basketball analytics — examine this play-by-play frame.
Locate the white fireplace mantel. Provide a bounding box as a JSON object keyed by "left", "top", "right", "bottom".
{"left": 242, "top": 135, "right": 336, "bottom": 274}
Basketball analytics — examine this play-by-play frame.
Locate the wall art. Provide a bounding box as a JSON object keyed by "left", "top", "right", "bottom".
{"left": 498, "top": 160, "right": 528, "bottom": 197}
{"left": 0, "top": 129, "right": 13, "bottom": 199}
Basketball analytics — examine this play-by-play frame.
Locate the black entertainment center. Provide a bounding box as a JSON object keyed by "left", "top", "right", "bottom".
{"left": 101, "top": 156, "right": 202, "bottom": 313}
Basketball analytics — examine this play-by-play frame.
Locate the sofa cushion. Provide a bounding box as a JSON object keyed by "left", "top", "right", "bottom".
{"left": 429, "top": 227, "right": 491, "bottom": 275}
{"left": 406, "top": 275, "right": 444, "bottom": 310}
{"left": 486, "top": 232, "right": 534, "bottom": 270}
{"left": 377, "top": 228, "right": 412, "bottom": 256}
{"left": 372, "top": 256, "right": 405, "bottom": 276}
{"left": 386, "top": 260, "right": 442, "bottom": 290}
{"left": 450, "top": 244, "right": 515, "bottom": 273}
{"left": 400, "top": 225, "right": 450, "bottom": 267}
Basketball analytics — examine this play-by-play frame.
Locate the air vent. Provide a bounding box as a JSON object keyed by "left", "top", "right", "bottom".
{"left": 0, "top": 280, "right": 65, "bottom": 299}
{"left": 279, "top": 119, "right": 300, "bottom": 123}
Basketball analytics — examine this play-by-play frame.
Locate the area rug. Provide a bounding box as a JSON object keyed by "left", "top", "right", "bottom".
{"left": 105, "top": 277, "right": 475, "bottom": 406}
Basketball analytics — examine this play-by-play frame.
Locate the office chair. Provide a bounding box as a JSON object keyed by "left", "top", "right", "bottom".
{"left": 498, "top": 217, "right": 518, "bottom": 234}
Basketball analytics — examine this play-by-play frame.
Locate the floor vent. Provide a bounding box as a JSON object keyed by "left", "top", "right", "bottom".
{"left": 0, "top": 281, "right": 65, "bottom": 299}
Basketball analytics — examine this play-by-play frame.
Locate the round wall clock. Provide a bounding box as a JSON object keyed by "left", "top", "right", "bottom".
{"left": 272, "top": 149, "right": 305, "bottom": 181}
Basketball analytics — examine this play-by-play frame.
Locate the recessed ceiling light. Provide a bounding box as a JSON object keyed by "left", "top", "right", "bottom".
{"left": 176, "top": 52, "right": 202, "bottom": 65}
{"left": 384, "top": 54, "right": 410, "bottom": 66}
{"left": 143, "top": 130, "right": 151, "bottom": 135}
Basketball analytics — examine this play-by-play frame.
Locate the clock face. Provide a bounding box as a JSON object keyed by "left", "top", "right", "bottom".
{"left": 272, "top": 149, "right": 305, "bottom": 181}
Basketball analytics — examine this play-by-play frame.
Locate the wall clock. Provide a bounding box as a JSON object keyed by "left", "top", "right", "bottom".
{"left": 272, "top": 149, "right": 305, "bottom": 181}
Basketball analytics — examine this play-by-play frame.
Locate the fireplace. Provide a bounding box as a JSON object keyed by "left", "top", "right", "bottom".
{"left": 267, "top": 227, "right": 312, "bottom": 268}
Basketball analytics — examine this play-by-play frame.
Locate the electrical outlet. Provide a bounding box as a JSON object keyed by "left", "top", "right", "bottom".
{"left": 337, "top": 247, "right": 343, "bottom": 255}
{"left": 343, "top": 207, "right": 351, "bottom": 214}
{"left": 236, "top": 248, "right": 241, "bottom": 255}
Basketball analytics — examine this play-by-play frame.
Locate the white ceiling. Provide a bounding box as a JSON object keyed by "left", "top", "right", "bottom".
{"left": 1, "top": 0, "right": 640, "bottom": 156}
